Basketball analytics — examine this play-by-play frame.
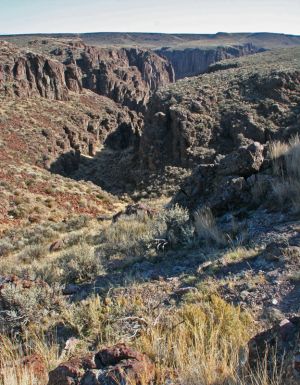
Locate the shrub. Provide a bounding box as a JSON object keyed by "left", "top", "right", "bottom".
{"left": 0, "top": 240, "right": 14, "bottom": 257}
{"left": 0, "top": 284, "right": 62, "bottom": 334}
{"left": 65, "top": 216, "right": 89, "bottom": 232}
{"left": 96, "top": 205, "right": 194, "bottom": 263}
{"left": 18, "top": 245, "right": 47, "bottom": 263}
{"left": 48, "top": 244, "right": 103, "bottom": 284}
{"left": 157, "top": 204, "right": 194, "bottom": 247}
{"left": 137, "top": 294, "right": 253, "bottom": 385}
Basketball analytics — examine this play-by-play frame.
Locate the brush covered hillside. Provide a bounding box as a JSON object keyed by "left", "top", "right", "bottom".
{"left": 0, "top": 35, "right": 299, "bottom": 385}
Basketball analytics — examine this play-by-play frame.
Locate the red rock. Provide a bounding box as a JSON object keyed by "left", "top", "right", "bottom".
{"left": 95, "top": 344, "right": 155, "bottom": 385}
{"left": 47, "top": 355, "right": 96, "bottom": 385}
{"left": 48, "top": 345, "right": 155, "bottom": 385}
{"left": 95, "top": 344, "right": 144, "bottom": 367}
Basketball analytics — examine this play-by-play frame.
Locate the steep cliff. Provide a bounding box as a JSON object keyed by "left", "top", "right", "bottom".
{"left": 0, "top": 41, "right": 74, "bottom": 100}
{"left": 156, "top": 43, "right": 264, "bottom": 79}
{"left": 0, "top": 39, "right": 174, "bottom": 176}
{"left": 73, "top": 46, "right": 175, "bottom": 111}
{"left": 0, "top": 40, "right": 174, "bottom": 111}
{"left": 20, "top": 39, "right": 175, "bottom": 111}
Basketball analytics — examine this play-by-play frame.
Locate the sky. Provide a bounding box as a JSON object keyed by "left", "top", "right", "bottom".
{"left": 0, "top": 0, "right": 299, "bottom": 35}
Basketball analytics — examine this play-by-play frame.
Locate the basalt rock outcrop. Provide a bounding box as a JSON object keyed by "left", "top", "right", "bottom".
{"left": 0, "top": 39, "right": 174, "bottom": 111}
{"left": 174, "top": 142, "right": 265, "bottom": 214}
{"left": 156, "top": 43, "right": 263, "bottom": 79}
{"left": 74, "top": 46, "right": 175, "bottom": 111}
{"left": 1, "top": 39, "right": 173, "bottom": 175}
{"left": 0, "top": 41, "right": 72, "bottom": 100}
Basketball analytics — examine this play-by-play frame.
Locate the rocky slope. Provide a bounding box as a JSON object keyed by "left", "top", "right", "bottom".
{"left": 0, "top": 38, "right": 172, "bottom": 231}
{"left": 48, "top": 39, "right": 174, "bottom": 111}
{"left": 156, "top": 43, "right": 263, "bottom": 79}
{"left": 140, "top": 48, "right": 300, "bottom": 172}
{"left": 0, "top": 38, "right": 175, "bottom": 181}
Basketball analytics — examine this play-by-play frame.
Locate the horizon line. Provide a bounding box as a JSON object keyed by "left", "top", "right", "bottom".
{"left": 0, "top": 31, "right": 300, "bottom": 37}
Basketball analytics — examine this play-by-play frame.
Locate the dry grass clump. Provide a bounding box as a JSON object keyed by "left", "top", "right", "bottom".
{"left": 269, "top": 135, "right": 300, "bottom": 212}
{"left": 0, "top": 366, "right": 38, "bottom": 385}
{"left": 0, "top": 334, "right": 60, "bottom": 385}
{"left": 194, "top": 207, "right": 226, "bottom": 246}
{"left": 98, "top": 214, "right": 159, "bottom": 258}
{"left": 138, "top": 294, "right": 253, "bottom": 385}
{"left": 223, "top": 246, "right": 259, "bottom": 262}
{"left": 269, "top": 141, "right": 289, "bottom": 174}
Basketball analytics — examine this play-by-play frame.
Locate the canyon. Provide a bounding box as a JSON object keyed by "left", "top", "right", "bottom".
{"left": 0, "top": 32, "right": 300, "bottom": 385}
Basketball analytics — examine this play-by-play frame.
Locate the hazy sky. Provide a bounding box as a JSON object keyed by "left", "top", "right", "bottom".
{"left": 0, "top": 0, "right": 299, "bottom": 35}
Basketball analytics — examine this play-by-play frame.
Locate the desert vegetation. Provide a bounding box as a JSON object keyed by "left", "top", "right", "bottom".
{"left": 0, "top": 201, "right": 298, "bottom": 384}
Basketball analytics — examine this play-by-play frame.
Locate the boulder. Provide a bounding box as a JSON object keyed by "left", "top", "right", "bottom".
{"left": 49, "top": 239, "right": 65, "bottom": 253}
{"left": 94, "top": 344, "right": 155, "bottom": 385}
{"left": 217, "top": 142, "right": 264, "bottom": 177}
{"left": 48, "top": 344, "right": 155, "bottom": 385}
{"left": 48, "top": 355, "right": 96, "bottom": 385}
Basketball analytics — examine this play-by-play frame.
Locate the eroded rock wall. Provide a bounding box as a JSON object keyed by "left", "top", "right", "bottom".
{"left": 156, "top": 43, "right": 263, "bottom": 79}
{"left": 0, "top": 40, "right": 175, "bottom": 110}
{"left": 140, "top": 61, "right": 300, "bottom": 171}
{"left": 0, "top": 41, "right": 73, "bottom": 100}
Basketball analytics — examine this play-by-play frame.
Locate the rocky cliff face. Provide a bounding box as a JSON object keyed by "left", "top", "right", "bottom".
{"left": 156, "top": 43, "right": 263, "bottom": 79}
{"left": 0, "top": 40, "right": 174, "bottom": 110}
{"left": 51, "top": 43, "right": 175, "bottom": 112}
{"left": 0, "top": 41, "right": 73, "bottom": 100}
